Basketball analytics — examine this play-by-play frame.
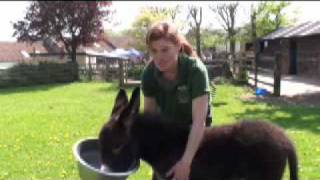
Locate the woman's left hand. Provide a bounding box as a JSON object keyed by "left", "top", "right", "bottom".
{"left": 166, "top": 159, "right": 191, "bottom": 180}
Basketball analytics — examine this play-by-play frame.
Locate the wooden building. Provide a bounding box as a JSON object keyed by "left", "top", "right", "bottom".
{"left": 259, "top": 21, "right": 320, "bottom": 79}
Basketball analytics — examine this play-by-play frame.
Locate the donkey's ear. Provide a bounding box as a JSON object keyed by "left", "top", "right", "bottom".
{"left": 118, "top": 87, "right": 140, "bottom": 130}
{"left": 127, "top": 87, "right": 140, "bottom": 115}
{"left": 111, "top": 88, "right": 128, "bottom": 115}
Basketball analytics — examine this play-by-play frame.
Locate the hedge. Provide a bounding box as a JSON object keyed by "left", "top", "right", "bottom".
{"left": 0, "top": 61, "right": 77, "bottom": 88}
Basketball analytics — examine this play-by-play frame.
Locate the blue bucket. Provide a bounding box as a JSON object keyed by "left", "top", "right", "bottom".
{"left": 256, "top": 88, "right": 269, "bottom": 97}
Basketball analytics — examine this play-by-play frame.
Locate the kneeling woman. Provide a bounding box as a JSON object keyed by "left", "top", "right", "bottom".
{"left": 141, "top": 21, "right": 213, "bottom": 180}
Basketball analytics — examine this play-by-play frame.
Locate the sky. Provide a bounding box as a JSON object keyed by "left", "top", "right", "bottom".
{"left": 1, "top": 1, "right": 320, "bottom": 42}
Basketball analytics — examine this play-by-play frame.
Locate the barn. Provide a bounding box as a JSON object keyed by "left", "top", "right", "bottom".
{"left": 258, "top": 21, "right": 320, "bottom": 79}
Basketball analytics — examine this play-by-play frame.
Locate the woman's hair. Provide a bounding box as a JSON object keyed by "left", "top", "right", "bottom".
{"left": 146, "top": 21, "right": 198, "bottom": 58}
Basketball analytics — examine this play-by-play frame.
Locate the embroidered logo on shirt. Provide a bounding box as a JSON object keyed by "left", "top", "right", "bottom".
{"left": 177, "top": 85, "right": 189, "bottom": 103}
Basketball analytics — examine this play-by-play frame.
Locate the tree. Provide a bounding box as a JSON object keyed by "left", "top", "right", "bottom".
{"left": 255, "top": 1, "right": 295, "bottom": 37}
{"left": 238, "top": 1, "right": 297, "bottom": 44}
{"left": 250, "top": 4, "right": 257, "bottom": 43}
{"left": 143, "top": 6, "right": 178, "bottom": 22}
{"left": 201, "top": 29, "right": 225, "bottom": 50}
{"left": 167, "top": 5, "right": 182, "bottom": 23}
{"left": 236, "top": 4, "right": 257, "bottom": 45}
{"left": 210, "top": 2, "right": 239, "bottom": 56}
{"left": 187, "top": 6, "right": 203, "bottom": 58}
{"left": 126, "top": 7, "right": 174, "bottom": 52}
{"left": 13, "top": 1, "right": 112, "bottom": 80}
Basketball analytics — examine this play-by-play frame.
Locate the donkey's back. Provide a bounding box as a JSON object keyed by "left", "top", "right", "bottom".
{"left": 188, "top": 120, "right": 298, "bottom": 180}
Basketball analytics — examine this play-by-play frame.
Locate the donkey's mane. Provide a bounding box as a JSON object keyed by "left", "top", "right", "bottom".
{"left": 129, "top": 112, "right": 191, "bottom": 164}
{"left": 131, "top": 112, "right": 191, "bottom": 141}
{"left": 135, "top": 112, "right": 190, "bottom": 130}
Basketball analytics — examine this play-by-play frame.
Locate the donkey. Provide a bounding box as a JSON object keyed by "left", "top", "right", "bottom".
{"left": 98, "top": 87, "right": 298, "bottom": 180}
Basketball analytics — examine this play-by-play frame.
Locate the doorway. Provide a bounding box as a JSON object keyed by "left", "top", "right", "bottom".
{"left": 289, "top": 39, "right": 298, "bottom": 75}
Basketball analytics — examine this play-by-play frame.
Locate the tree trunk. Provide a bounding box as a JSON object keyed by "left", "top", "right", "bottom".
{"left": 251, "top": 8, "right": 258, "bottom": 90}
{"left": 229, "top": 35, "right": 236, "bottom": 76}
{"left": 230, "top": 37, "right": 236, "bottom": 56}
{"left": 196, "top": 26, "right": 201, "bottom": 58}
{"left": 71, "top": 44, "right": 79, "bottom": 81}
{"left": 188, "top": 6, "right": 202, "bottom": 58}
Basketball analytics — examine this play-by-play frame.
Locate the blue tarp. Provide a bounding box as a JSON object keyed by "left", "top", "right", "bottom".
{"left": 110, "top": 48, "right": 144, "bottom": 60}
{"left": 86, "top": 48, "right": 144, "bottom": 61}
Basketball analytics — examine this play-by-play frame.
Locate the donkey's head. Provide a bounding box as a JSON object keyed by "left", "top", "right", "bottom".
{"left": 98, "top": 87, "right": 140, "bottom": 172}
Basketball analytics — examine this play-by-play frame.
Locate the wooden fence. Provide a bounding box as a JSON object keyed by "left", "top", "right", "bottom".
{"left": 79, "top": 57, "right": 144, "bottom": 88}
{"left": 232, "top": 53, "right": 282, "bottom": 96}
{"left": 79, "top": 53, "right": 283, "bottom": 95}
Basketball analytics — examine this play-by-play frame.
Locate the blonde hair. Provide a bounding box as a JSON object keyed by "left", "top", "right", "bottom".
{"left": 146, "top": 21, "right": 198, "bottom": 58}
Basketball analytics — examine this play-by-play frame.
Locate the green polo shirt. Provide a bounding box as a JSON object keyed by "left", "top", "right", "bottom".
{"left": 141, "top": 54, "right": 211, "bottom": 125}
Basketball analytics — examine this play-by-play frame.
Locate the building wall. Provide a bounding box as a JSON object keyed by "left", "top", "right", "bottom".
{"left": 296, "top": 35, "right": 320, "bottom": 78}
{"left": 259, "top": 36, "right": 320, "bottom": 78}
{"left": 259, "top": 39, "right": 290, "bottom": 74}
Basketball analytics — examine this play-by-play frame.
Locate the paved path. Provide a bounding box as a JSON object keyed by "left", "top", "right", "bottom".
{"left": 248, "top": 71, "right": 320, "bottom": 97}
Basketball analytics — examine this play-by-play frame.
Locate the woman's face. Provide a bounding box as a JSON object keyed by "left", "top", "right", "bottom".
{"left": 149, "top": 38, "right": 181, "bottom": 72}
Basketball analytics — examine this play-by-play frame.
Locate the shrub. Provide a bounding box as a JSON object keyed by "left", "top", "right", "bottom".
{"left": 0, "top": 61, "right": 76, "bottom": 88}
{"left": 127, "top": 65, "right": 144, "bottom": 80}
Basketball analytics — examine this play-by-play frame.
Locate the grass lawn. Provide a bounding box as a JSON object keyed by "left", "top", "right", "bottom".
{"left": 0, "top": 82, "right": 319, "bottom": 180}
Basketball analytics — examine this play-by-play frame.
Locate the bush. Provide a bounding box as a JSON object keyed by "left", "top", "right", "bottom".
{"left": 0, "top": 61, "right": 76, "bottom": 88}
{"left": 127, "top": 65, "right": 144, "bottom": 80}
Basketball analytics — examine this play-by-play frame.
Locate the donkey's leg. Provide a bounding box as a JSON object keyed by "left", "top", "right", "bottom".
{"left": 246, "top": 159, "right": 286, "bottom": 180}
{"left": 262, "top": 163, "right": 286, "bottom": 180}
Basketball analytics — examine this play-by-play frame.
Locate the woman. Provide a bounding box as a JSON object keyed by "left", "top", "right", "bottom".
{"left": 141, "top": 21, "right": 213, "bottom": 180}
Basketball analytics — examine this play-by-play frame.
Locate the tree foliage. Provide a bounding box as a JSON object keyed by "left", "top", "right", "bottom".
{"left": 201, "top": 29, "right": 225, "bottom": 50}
{"left": 239, "top": 1, "right": 296, "bottom": 43}
{"left": 13, "top": 1, "right": 112, "bottom": 64}
{"left": 255, "top": 1, "right": 295, "bottom": 37}
{"left": 126, "top": 6, "right": 181, "bottom": 52}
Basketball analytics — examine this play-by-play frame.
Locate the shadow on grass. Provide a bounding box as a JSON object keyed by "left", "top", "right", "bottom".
{"left": 234, "top": 100, "right": 320, "bottom": 134}
{"left": 213, "top": 102, "right": 228, "bottom": 108}
{"left": 0, "top": 83, "right": 71, "bottom": 95}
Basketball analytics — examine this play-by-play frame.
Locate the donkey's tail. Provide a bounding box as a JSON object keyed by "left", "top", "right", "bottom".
{"left": 287, "top": 142, "right": 298, "bottom": 180}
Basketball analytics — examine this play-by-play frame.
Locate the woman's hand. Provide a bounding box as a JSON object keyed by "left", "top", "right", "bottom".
{"left": 166, "top": 158, "right": 191, "bottom": 180}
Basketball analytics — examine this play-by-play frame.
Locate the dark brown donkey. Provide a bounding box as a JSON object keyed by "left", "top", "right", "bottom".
{"left": 98, "top": 87, "right": 298, "bottom": 180}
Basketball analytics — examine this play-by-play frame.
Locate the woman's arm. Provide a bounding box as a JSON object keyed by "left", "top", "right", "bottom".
{"left": 166, "top": 94, "right": 208, "bottom": 180}
{"left": 144, "top": 96, "right": 158, "bottom": 113}
{"left": 182, "top": 93, "right": 208, "bottom": 164}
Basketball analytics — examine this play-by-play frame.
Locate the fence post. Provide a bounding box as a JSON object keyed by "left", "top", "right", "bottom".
{"left": 119, "top": 59, "right": 124, "bottom": 88}
{"left": 254, "top": 40, "right": 260, "bottom": 90}
{"left": 254, "top": 53, "right": 259, "bottom": 89}
{"left": 88, "top": 56, "right": 92, "bottom": 81}
{"left": 274, "top": 52, "right": 282, "bottom": 96}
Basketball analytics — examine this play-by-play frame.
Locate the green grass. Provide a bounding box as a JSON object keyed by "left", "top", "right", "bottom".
{"left": 0, "top": 82, "right": 319, "bottom": 180}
